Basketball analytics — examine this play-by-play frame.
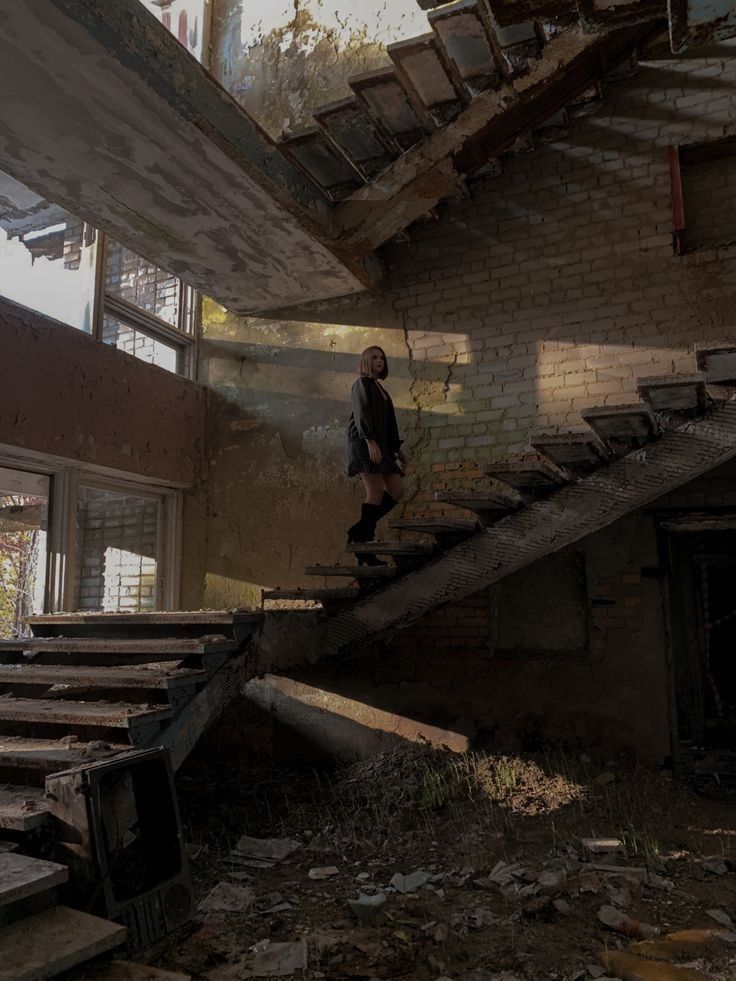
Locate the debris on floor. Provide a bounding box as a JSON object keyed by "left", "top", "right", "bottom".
{"left": 128, "top": 746, "right": 736, "bottom": 979}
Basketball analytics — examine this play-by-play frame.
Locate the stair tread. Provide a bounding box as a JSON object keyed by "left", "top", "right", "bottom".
{"left": 695, "top": 340, "right": 736, "bottom": 383}
{"left": 0, "top": 852, "right": 68, "bottom": 905}
{"left": 0, "top": 737, "right": 127, "bottom": 774}
{"left": 346, "top": 542, "right": 437, "bottom": 555}
{"left": 529, "top": 430, "right": 610, "bottom": 471}
{"left": 637, "top": 373, "right": 707, "bottom": 412}
{"left": 0, "top": 637, "right": 236, "bottom": 655}
{"left": 0, "top": 785, "right": 49, "bottom": 831}
{"left": 637, "top": 371, "right": 707, "bottom": 387}
{"left": 0, "top": 904, "right": 126, "bottom": 980}
{"left": 0, "top": 697, "right": 172, "bottom": 728}
{"left": 263, "top": 587, "right": 360, "bottom": 601}
{"left": 581, "top": 403, "right": 659, "bottom": 448}
{"left": 27, "top": 610, "right": 261, "bottom": 626}
{"left": 434, "top": 492, "right": 515, "bottom": 510}
{"left": 0, "top": 664, "right": 207, "bottom": 689}
{"left": 389, "top": 517, "right": 480, "bottom": 532}
{"left": 305, "top": 565, "right": 397, "bottom": 578}
{"left": 483, "top": 458, "right": 567, "bottom": 489}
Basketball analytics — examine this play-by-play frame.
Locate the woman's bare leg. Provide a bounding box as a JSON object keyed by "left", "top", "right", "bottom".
{"left": 382, "top": 473, "right": 405, "bottom": 502}
{"left": 360, "top": 472, "right": 385, "bottom": 505}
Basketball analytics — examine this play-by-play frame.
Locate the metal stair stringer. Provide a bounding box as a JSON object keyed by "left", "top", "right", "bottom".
{"left": 256, "top": 399, "right": 736, "bottom": 673}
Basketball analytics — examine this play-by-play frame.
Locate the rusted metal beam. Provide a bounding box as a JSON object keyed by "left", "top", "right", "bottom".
{"left": 331, "top": 20, "right": 663, "bottom": 257}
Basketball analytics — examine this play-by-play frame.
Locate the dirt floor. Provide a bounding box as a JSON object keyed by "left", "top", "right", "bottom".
{"left": 143, "top": 747, "right": 736, "bottom": 980}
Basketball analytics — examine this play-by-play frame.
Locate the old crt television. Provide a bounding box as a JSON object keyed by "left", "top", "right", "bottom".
{"left": 46, "top": 747, "right": 193, "bottom": 950}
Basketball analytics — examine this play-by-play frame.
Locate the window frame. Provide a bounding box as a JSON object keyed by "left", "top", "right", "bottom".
{"left": 669, "top": 136, "right": 736, "bottom": 256}
{"left": 92, "top": 232, "right": 199, "bottom": 379}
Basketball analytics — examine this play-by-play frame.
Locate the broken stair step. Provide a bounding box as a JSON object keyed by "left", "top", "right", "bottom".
{"left": 388, "top": 518, "right": 480, "bottom": 535}
{"left": 0, "top": 664, "right": 207, "bottom": 691}
{"left": 0, "top": 852, "right": 67, "bottom": 906}
{"left": 482, "top": 458, "right": 567, "bottom": 491}
{"left": 0, "top": 737, "right": 127, "bottom": 781}
{"left": 0, "top": 698, "right": 172, "bottom": 730}
{"left": 0, "top": 637, "right": 236, "bottom": 657}
{"left": 346, "top": 542, "right": 437, "bottom": 557}
{"left": 580, "top": 402, "right": 659, "bottom": 449}
{"left": 529, "top": 430, "right": 610, "bottom": 473}
{"left": 26, "top": 610, "right": 263, "bottom": 640}
{"left": 0, "top": 904, "right": 126, "bottom": 981}
{"left": 263, "top": 587, "right": 360, "bottom": 603}
{"left": 434, "top": 491, "right": 517, "bottom": 515}
{"left": 636, "top": 372, "right": 708, "bottom": 413}
{"left": 304, "top": 565, "right": 398, "bottom": 578}
{"left": 0, "top": 786, "right": 49, "bottom": 832}
{"left": 695, "top": 340, "right": 736, "bottom": 383}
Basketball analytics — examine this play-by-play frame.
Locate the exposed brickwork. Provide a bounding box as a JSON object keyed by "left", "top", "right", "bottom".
{"left": 378, "top": 57, "right": 736, "bottom": 481}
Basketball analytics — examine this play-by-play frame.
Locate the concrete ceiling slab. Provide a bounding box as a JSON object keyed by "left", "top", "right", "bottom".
{"left": 0, "top": 0, "right": 379, "bottom": 314}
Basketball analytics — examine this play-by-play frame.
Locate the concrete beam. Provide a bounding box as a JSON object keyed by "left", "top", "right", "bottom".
{"left": 0, "top": 0, "right": 379, "bottom": 314}
{"left": 331, "top": 20, "right": 662, "bottom": 257}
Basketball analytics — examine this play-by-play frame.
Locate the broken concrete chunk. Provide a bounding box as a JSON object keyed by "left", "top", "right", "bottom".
{"left": 536, "top": 869, "right": 566, "bottom": 894}
{"left": 233, "top": 836, "right": 301, "bottom": 863}
{"left": 582, "top": 837, "right": 624, "bottom": 855}
{"left": 198, "top": 882, "right": 255, "bottom": 914}
{"left": 466, "top": 907, "right": 497, "bottom": 930}
{"left": 389, "top": 870, "right": 431, "bottom": 894}
{"left": 706, "top": 908, "right": 734, "bottom": 929}
{"left": 598, "top": 903, "right": 659, "bottom": 939}
{"left": 700, "top": 856, "right": 728, "bottom": 876}
{"left": 308, "top": 866, "right": 339, "bottom": 880}
{"left": 348, "top": 892, "right": 386, "bottom": 920}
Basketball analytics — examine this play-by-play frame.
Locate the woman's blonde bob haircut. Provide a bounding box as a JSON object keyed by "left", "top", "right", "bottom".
{"left": 357, "top": 345, "right": 389, "bottom": 380}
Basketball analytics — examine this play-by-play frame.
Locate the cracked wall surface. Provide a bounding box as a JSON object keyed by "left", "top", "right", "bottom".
{"left": 211, "top": 0, "right": 428, "bottom": 138}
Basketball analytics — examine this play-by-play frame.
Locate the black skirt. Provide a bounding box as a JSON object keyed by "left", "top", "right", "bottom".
{"left": 347, "top": 439, "right": 403, "bottom": 478}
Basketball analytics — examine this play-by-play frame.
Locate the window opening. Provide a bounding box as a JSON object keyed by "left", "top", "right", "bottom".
{"left": 138, "top": 0, "right": 211, "bottom": 64}
{"left": 669, "top": 136, "right": 736, "bottom": 254}
{"left": 74, "top": 485, "right": 160, "bottom": 613}
{"left": 0, "top": 467, "right": 49, "bottom": 638}
{"left": 0, "top": 169, "right": 98, "bottom": 331}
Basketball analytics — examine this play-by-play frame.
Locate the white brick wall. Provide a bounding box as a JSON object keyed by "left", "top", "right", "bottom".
{"left": 381, "top": 54, "right": 736, "bottom": 467}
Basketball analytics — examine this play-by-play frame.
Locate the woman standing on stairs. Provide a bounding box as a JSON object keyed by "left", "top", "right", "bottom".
{"left": 347, "top": 346, "right": 407, "bottom": 565}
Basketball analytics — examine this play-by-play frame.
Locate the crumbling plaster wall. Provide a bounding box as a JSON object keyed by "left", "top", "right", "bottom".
{"left": 212, "top": 0, "right": 427, "bottom": 138}
{"left": 0, "top": 297, "right": 205, "bottom": 485}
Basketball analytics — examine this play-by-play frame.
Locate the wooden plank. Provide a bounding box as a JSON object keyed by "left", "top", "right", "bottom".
{"left": 26, "top": 611, "right": 261, "bottom": 626}
{"left": 304, "top": 565, "right": 397, "bottom": 578}
{"left": 0, "top": 852, "right": 67, "bottom": 905}
{"left": 262, "top": 588, "right": 360, "bottom": 602}
{"left": 0, "top": 638, "right": 236, "bottom": 657}
{"left": 483, "top": 458, "right": 567, "bottom": 491}
{"left": 580, "top": 403, "right": 659, "bottom": 449}
{"left": 0, "top": 786, "right": 49, "bottom": 832}
{"left": 0, "top": 699, "right": 172, "bottom": 729}
{"left": 0, "top": 905, "right": 126, "bottom": 980}
{"left": 346, "top": 542, "right": 437, "bottom": 556}
{"left": 0, "top": 738, "right": 127, "bottom": 778}
{"left": 389, "top": 517, "right": 481, "bottom": 534}
{"left": 637, "top": 373, "right": 708, "bottom": 413}
{"left": 0, "top": 664, "right": 207, "bottom": 691}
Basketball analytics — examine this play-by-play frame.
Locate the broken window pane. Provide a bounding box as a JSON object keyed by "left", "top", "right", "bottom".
{"left": 75, "top": 487, "right": 159, "bottom": 613}
{"left": 0, "top": 468, "right": 49, "bottom": 639}
{"left": 138, "top": 0, "right": 209, "bottom": 63}
{"left": 105, "top": 240, "right": 181, "bottom": 327}
{"left": 0, "top": 170, "right": 98, "bottom": 331}
{"left": 102, "top": 315, "right": 180, "bottom": 373}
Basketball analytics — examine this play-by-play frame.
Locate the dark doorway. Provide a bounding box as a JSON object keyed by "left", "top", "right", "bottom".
{"left": 666, "top": 529, "right": 736, "bottom": 752}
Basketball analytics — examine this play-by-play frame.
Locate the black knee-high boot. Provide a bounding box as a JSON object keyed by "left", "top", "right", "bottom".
{"left": 347, "top": 502, "right": 385, "bottom": 567}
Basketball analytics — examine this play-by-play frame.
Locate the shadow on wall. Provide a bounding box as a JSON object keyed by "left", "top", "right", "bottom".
{"left": 181, "top": 301, "right": 471, "bottom": 607}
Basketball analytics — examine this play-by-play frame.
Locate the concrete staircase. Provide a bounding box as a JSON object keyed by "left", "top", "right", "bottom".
{"left": 0, "top": 610, "right": 262, "bottom": 838}
{"left": 0, "top": 852, "right": 125, "bottom": 981}
{"left": 257, "top": 342, "right": 736, "bottom": 669}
